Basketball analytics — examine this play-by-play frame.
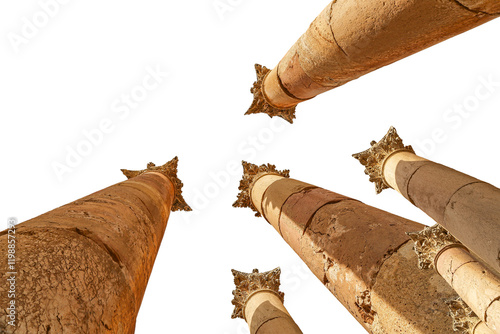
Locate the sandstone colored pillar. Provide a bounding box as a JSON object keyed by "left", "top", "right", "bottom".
{"left": 233, "top": 161, "right": 463, "bottom": 333}
{"left": 408, "top": 224, "right": 499, "bottom": 334}
{"left": 0, "top": 157, "right": 191, "bottom": 333}
{"left": 246, "top": 1, "right": 500, "bottom": 123}
{"left": 231, "top": 268, "right": 302, "bottom": 334}
{"left": 353, "top": 127, "right": 500, "bottom": 275}
{"left": 448, "top": 297, "right": 496, "bottom": 334}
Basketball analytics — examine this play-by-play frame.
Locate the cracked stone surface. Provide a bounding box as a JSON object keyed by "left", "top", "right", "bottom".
{"left": 250, "top": 172, "right": 463, "bottom": 333}
{"left": 0, "top": 172, "right": 175, "bottom": 333}
{"left": 254, "top": 0, "right": 498, "bottom": 116}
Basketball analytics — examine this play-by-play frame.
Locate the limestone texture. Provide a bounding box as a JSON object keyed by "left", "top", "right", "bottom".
{"left": 0, "top": 158, "right": 190, "bottom": 333}
{"left": 248, "top": 0, "right": 499, "bottom": 122}
{"left": 234, "top": 162, "right": 462, "bottom": 333}
{"left": 354, "top": 127, "right": 500, "bottom": 275}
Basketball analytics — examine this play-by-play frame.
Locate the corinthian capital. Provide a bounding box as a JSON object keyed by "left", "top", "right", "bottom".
{"left": 353, "top": 126, "right": 415, "bottom": 194}
{"left": 446, "top": 297, "right": 481, "bottom": 334}
{"left": 231, "top": 268, "right": 284, "bottom": 319}
{"left": 233, "top": 161, "right": 290, "bottom": 217}
{"left": 245, "top": 64, "right": 297, "bottom": 124}
{"left": 121, "top": 157, "right": 192, "bottom": 212}
{"left": 407, "top": 224, "right": 462, "bottom": 270}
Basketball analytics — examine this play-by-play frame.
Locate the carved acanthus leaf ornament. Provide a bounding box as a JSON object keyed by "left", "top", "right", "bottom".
{"left": 446, "top": 297, "right": 481, "bottom": 334}
{"left": 407, "top": 224, "right": 462, "bottom": 270}
{"left": 353, "top": 126, "right": 415, "bottom": 194}
{"left": 245, "top": 64, "right": 297, "bottom": 124}
{"left": 231, "top": 268, "right": 284, "bottom": 319}
{"left": 233, "top": 161, "right": 290, "bottom": 217}
{"left": 121, "top": 157, "right": 192, "bottom": 212}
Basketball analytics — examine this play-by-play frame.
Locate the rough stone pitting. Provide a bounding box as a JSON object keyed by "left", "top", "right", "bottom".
{"left": 233, "top": 161, "right": 290, "bottom": 217}
{"left": 381, "top": 134, "right": 500, "bottom": 275}
{"left": 231, "top": 268, "right": 284, "bottom": 320}
{"left": 252, "top": 0, "right": 498, "bottom": 116}
{"left": 121, "top": 156, "right": 192, "bottom": 212}
{"left": 248, "top": 168, "right": 462, "bottom": 332}
{"left": 446, "top": 297, "right": 482, "bottom": 334}
{"left": 245, "top": 64, "right": 297, "bottom": 124}
{"left": 356, "top": 290, "right": 376, "bottom": 324}
{"left": 407, "top": 224, "right": 462, "bottom": 270}
{"left": 0, "top": 162, "right": 179, "bottom": 331}
{"left": 353, "top": 126, "right": 415, "bottom": 194}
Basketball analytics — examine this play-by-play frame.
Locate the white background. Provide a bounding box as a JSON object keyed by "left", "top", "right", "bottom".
{"left": 1, "top": 0, "right": 500, "bottom": 333}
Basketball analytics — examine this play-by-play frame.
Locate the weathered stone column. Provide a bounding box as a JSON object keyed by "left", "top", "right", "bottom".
{"left": 247, "top": 1, "right": 500, "bottom": 123}
{"left": 231, "top": 268, "right": 302, "bottom": 334}
{"left": 0, "top": 157, "right": 191, "bottom": 333}
{"left": 408, "top": 225, "right": 500, "bottom": 334}
{"left": 353, "top": 127, "right": 500, "bottom": 275}
{"left": 233, "top": 161, "right": 462, "bottom": 333}
{"left": 447, "top": 297, "right": 496, "bottom": 334}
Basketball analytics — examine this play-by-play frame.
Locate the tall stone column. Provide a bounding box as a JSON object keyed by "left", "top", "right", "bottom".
{"left": 408, "top": 225, "right": 500, "bottom": 334}
{"left": 246, "top": 1, "right": 500, "bottom": 123}
{"left": 233, "top": 161, "right": 462, "bottom": 333}
{"left": 231, "top": 268, "right": 302, "bottom": 334}
{"left": 0, "top": 157, "right": 191, "bottom": 333}
{"left": 353, "top": 127, "right": 500, "bottom": 274}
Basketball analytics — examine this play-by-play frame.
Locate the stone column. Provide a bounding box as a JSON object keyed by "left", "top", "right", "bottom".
{"left": 233, "top": 161, "right": 462, "bottom": 333}
{"left": 408, "top": 225, "right": 500, "bottom": 334}
{"left": 231, "top": 268, "right": 302, "bottom": 334}
{"left": 447, "top": 297, "right": 496, "bottom": 334}
{"left": 0, "top": 157, "right": 191, "bottom": 333}
{"left": 246, "top": 1, "right": 500, "bottom": 123}
{"left": 353, "top": 127, "right": 500, "bottom": 275}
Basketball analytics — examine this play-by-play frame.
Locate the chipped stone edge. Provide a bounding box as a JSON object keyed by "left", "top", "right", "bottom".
{"left": 355, "top": 290, "right": 377, "bottom": 325}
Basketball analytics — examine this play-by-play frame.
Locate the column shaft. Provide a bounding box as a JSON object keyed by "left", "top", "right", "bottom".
{"left": 245, "top": 291, "right": 302, "bottom": 334}
{"left": 0, "top": 158, "right": 190, "bottom": 333}
{"left": 409, "top": 225, "right": 500, "bottom": 333}
{"left": 234, "top": 162, "right": 463, "bottom": 333}
{"left": 354, "top": 127, "right": 500, "bottom": 274}
{"left": 248, "top": 0, "right": 500, "bottom": 121}
{"left": 388, "top": 152, "right": 500, "bottom": 274}
{"left": 438, "top": 247, "right": 500, "bottom": 333}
